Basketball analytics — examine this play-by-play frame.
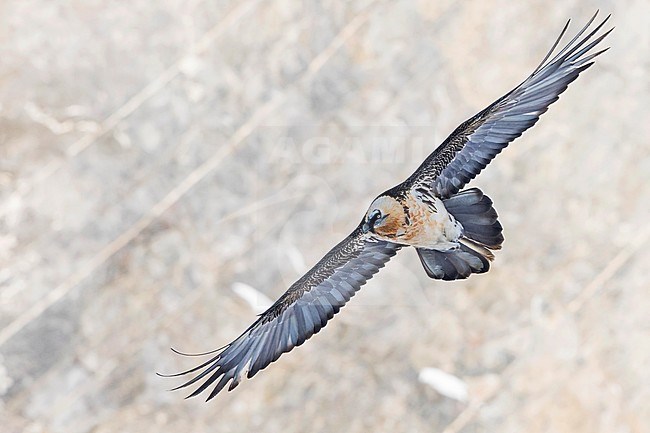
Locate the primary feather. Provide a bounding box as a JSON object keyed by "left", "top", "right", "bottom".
{"left": 159, "top": 231, "right": 399, "bottom": 401}
{"left": 406, "top": 12, "right": 612, "bottom": 198}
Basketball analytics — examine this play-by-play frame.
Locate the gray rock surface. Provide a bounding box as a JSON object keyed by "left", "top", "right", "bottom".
{"left": 1, "top": 1, "right": 648, "bottom": 432}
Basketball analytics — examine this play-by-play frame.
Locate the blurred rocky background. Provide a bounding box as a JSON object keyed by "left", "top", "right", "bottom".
{"left": 0, "top": 1, "right": 648, "bottom": 432}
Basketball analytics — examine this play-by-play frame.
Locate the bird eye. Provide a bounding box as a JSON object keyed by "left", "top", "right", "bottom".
{"left": 368, "top": 209, "right": 382, "bottom": 225}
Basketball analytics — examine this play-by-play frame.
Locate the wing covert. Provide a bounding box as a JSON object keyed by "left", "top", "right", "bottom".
{"left": 160, "top": 228, "right": 401, "bottom": 400}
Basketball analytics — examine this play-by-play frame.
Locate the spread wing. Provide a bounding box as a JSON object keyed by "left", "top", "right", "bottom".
{"left": 159, "top": 228, "right": 401, "bottom": 400}
{"left": 406, "top": 12, "right": 612, "bottom": 198}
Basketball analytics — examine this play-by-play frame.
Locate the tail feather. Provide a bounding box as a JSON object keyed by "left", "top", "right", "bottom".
{"left": 416, "top": 188, "right": 503, "bottom": 281}
{"left": 416, "top": 244, "right": 490, "bottom": 281}
{"left": 459, "top": 237, "right": 494, "bottom": 261}
{"left": 444, "top": 188, "right": 504, "bottom": 250}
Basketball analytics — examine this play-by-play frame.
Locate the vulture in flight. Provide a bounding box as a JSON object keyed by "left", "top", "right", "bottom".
{"left": 160, "top": 12, "right": 612, "bottom": 400}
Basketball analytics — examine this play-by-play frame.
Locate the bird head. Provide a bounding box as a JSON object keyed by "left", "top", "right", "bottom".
{"left": 362, "top": 196, "right": 406, "bottom": 238}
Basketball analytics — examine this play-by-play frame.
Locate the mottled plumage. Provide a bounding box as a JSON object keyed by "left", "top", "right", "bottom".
{"left": 160, "top": 13, "right": 611, "bottom": 400}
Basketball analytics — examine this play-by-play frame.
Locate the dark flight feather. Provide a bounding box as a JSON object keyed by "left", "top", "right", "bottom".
{"left": 405, "top": 11, "right": 612, "bottom": 198}
{"left": 158, "top": 228, "right": 400, "bottom": 400}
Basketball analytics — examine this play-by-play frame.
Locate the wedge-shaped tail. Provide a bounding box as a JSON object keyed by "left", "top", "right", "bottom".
{"left": 444, "top": 188, "right": 504, "bottom": 249}
{"left": 417, "top": 188, "right": 504, "bottom": 280}
{"left": 416, "top": 244, "right": 490, "bottom": 280}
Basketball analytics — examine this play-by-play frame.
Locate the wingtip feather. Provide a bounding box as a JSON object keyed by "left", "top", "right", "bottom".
{"left": 171, "top": 345, "right": 227, "bottom": 357}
